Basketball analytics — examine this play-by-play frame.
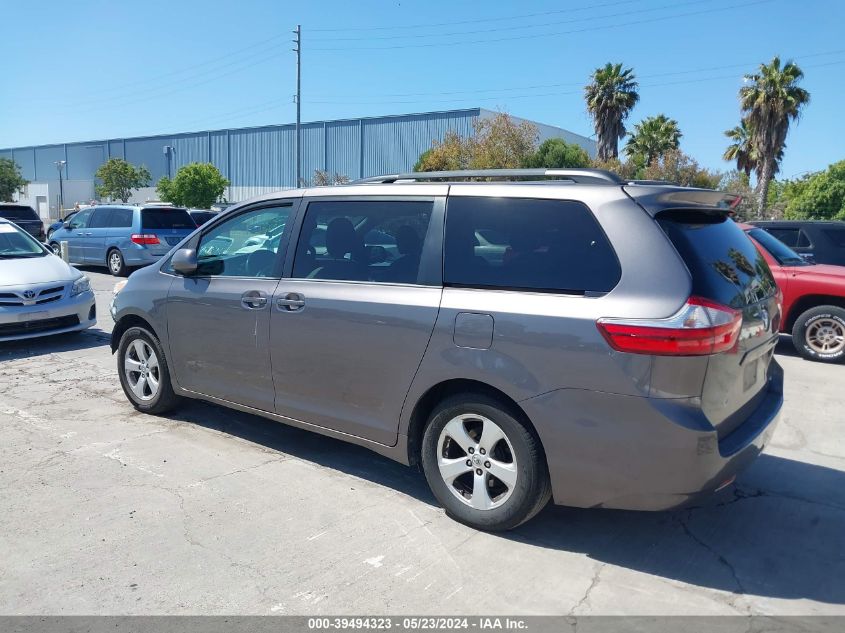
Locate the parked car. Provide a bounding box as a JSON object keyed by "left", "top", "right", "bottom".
{"left": 110, "top": 169, "right": 783, "bottom": 531}
{"left": 210, "top": 202, "right": 235, "bottom": 213}
{"left": 187, "top": 209, "right": 218, "bottom": 227}
{"left": 750, "top": 220, "right": 845, "bottom": 266}
{"left": 0, "top": 218, "right": 95, "bottom": 341}
{"left": 47, "top": 210, "right": 79, "bottom": 241}
{"left": 740, "top": 223, "right": 845, "bottom": 363}
{"left": 49, "top": 204, "right": 196, "bottom": 276}
{"left": 0, "top": 203, "right": 45, "bottom": 242}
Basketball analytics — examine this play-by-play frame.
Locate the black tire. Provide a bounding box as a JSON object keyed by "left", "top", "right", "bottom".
{"left": 420, "top": 393, "right": 551, "bottom": 531}
{"left": 792, "top": 305, "right": 845, "bottom": 364}
{"left": 107, "top": 248, "right": 128, "bottom": 276}
{"left": 49, "top": 242, "right": 60, "bottom": 255}
{"left": 117, "top": 326, "right": 182, "bottom": 414}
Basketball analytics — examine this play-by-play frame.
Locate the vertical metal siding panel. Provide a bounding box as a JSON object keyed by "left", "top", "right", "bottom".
{"left": 229, "top": 126, "right": 293, "bottom": 199}
{"left": 124, "top": 137, "right": 173, "bottom": 181}
{"left": 325, "top": 120, "right": 359, "bottom": 180}
{"left": 173, "top": 133, "right": 209, "bottom": 169}
{"left": 300, "top": 123, "right": 324, "bottom": 185}
{"left": 66, "top": 143, "right": 108, "bottom": 180}
{"left": 13, "top": 149, "right": 36, "bottom": 181}
{"left": 210, "top": 131, "right": 229, "bottom": 179}
{"left": 108, "top": 140, "right": 124, "bottom": 160}
{"left": 34, "top": 146, "right": 65, "bottom": 182}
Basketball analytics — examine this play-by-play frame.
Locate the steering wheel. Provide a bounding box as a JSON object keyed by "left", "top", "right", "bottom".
{"left": 245, "top": 249, "right": 277, "bottom": 277}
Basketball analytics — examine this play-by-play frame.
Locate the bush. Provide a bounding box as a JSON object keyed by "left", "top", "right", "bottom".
{"left": 95, "top": 158, "right": 151, "bottom": 202}
{"left": 158, "top": 163, "right": 229, "bottom": 209}
{"left": 522, "top": 138, "right": 591, "bottom": 169}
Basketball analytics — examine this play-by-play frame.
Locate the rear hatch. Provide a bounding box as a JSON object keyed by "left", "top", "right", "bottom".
{"left": 657, "top": 210, "right": 781, "bottom": 439}
{"left": 140, "top": 207, "right": 195, "bottom": 254}
{"left": 0, "top": 205, "right": 43, "bottom": 239}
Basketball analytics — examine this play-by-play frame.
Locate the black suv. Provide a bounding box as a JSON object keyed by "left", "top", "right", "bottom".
{"left": 750, "top": 220, "right": 845, "bottom": 266}
{"left": 0, "top": 204, "right": 45, "bottom": 242}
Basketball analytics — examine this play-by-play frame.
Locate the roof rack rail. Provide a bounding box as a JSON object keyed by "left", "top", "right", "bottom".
{"left": 352, "top": 168, "right": 622, "bottom": 185}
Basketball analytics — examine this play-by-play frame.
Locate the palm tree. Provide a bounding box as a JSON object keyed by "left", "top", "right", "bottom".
{"left": 723, "top": 119, "right": 757, "bottom": 176}
{"left": 723, "top": 119, "right": 785, "bottom": 178}
{"left": 624, "top": 114, "right": 682, "bottom": 166}
{"left": 739, "top": 57, "right": 810, "bottom": 215}
{"left": 585, "top": 63, "right": 639, "bottom": 161}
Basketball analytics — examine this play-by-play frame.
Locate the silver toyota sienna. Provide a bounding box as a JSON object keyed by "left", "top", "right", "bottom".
{"left": 110, "top": 169, "right": 784, "bottom": 531}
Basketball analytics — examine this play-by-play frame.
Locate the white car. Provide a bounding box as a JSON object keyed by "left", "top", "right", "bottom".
{"left": 0, "top": 218, "right": 96, "bottom": 341}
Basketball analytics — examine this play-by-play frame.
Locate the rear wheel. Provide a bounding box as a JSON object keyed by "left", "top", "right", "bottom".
{"left": 108, "top": 248, "right": 127, "bottom": 276}
{"left": 117, "top": 326, "right": 181, "bottom": 414}
{"left": 420, "top": 394, "right": 550, "bottom": 531}
{"left": 792, "top": 305, "right": 845, "bottom": 364}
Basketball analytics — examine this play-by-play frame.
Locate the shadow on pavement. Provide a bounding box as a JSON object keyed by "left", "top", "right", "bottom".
{"left": 170, "top": 397, "right": 845, "bottom": 605}
{"left": 0, "top": 330, "right": 109, "bottom": 361}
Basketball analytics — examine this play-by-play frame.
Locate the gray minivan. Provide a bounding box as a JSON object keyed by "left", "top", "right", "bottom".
{"left": 49, "top": 204, "right": 195, "bottom": 276}
{"left": 110, "top": 169, "right": 784, "bottom": 531}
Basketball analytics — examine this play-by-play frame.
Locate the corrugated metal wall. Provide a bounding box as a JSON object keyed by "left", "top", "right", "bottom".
{"left": 1, "top": 109, "right": 596, "bottom": 202}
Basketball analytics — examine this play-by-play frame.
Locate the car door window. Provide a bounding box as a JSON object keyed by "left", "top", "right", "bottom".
{"left": 796, "top": 230, "right": 812, "bottom": 248}
{"left": 68, "top": 208, "right": 94, "bottom": 229}
{"left": 444, "top": 196, "right": 621, "bottom": 294}
{"left": 88, "top": 208, "right": 114, "bottom": 228}
{"left": 196, "top": 205, "right": 292, "bottom": 278}
{"left": 292, "top": 200, "right": 433, "bottom": 284}
{"left": 766, "top": 228, "right": 800, "bottom": 247}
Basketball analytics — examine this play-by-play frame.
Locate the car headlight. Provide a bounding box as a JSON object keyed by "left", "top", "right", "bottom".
{"left": 113, "top": 279, "right": 128, "bottom": 296}
{"left": 70, "top": 275, "right": 91, "bottom": 297}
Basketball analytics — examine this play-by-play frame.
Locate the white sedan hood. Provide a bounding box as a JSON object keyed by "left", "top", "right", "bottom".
{"left": 0, "top": 254, "right": 81, "bottom": 287}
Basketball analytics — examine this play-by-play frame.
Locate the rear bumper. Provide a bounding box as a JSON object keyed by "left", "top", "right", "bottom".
{"left": 0, "top": 291, "right": 96, "bottom": 342}
{"left": 121, "top": 245, "right": 165, "bottom": 267}
{"left": 521, "top": 360, "right": 784, "bottom": 510}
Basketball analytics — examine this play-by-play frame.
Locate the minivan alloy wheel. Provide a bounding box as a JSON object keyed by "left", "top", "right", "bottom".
{"left": 124, "top": 340, "right": 160, "bottom": 401}
{"left": 437, "top": 413, "right": 518, "bottom": 510}
{"left": 109, "top": 251, "right": 123, "bottom": 274}
{"left": 806, "top": 318, "right": 845, "bottom": 354}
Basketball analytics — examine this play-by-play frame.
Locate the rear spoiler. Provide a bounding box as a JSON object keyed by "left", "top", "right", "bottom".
{"left": 623, "top": 185, "right": 741, "bottom": 216}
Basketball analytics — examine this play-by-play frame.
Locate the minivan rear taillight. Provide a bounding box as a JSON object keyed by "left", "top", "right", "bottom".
{"left": 597, "top": 296, "right": 742, "bottom": 356}
{"left": 131, "top": 234, "right": 160, "bottom": 245}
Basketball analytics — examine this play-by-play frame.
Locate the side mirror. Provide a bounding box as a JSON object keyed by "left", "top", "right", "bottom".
{"left": 172, "top": 248, "right": 198, "bottom": 276}
{"left": 63, "top": 222, "right": 72, "bottom": 229}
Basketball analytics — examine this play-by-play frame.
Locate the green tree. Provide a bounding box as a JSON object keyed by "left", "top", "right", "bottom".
{"left": 739, "top": 56, "right": 810, "bottom": 215}
{"left": 0, "top": 158, "right": 29, "bottom": 202}
{"left": 783, "top": 161, "right": 845, "bottom": 220}
{"left": 414, "top": 113, "right": 537, "bottom": 172}
{"left": 640, "top": 149, "right": 721, "bottom": 189}
{"left": 95, "top": 158, "right": 151, "bottom": 202}
{"left": 155, "top": 176, "right": 173, "bottom": 201}
{"left": 160, "top": 162, "right": 229, "bottom": 208}
{"left": 584, "top": 62, "right": 639, "bottom": 161}
{"left": 719, "top": 170, "right": 757, "bottom": 221}
{"left": 624, "top": 114, "right": 681, "bottom": 166}
{"left": 723, "top": 119, "right": 757, "bottom": 177}
{"left": 312, "top": 170, "right": 350, "bottom": 186}
{"left": 522, "top": 138, "right": 591, "bottom": 169}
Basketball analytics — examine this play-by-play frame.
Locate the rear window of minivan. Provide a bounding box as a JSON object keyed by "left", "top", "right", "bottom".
{"left": 658, "top": 211, "right": 777, "bottom": 309}
{"left": 0, "top": 205, "right": 39, "bottom": 221}
{"left": 141, "top": 208, "right": 194, "bottom": 230}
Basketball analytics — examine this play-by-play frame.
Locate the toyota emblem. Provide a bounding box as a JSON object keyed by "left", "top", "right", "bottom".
{"left": 22, "top": 290, "right": 36, "bottom": 299}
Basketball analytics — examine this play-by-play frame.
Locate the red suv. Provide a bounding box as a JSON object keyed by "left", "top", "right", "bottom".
{"left": 740, "top": 223, "right": 845, "bottom": 363}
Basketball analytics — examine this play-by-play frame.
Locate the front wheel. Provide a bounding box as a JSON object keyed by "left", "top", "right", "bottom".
{"left": 117, "top": 326, "right": 181, "bottom": 414}
{"left": 792, "top": 306, "right": 845, "bottom": 364}
{"left": 420, "top": 394, "right": 551, "bottom": 531}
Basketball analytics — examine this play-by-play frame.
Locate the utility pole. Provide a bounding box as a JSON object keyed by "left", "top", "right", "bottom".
{"left": 55, "top": 160, "right": 66, "bottom": 216}
{"left": 293, "top": 24, "right": 301, "bottom": 187}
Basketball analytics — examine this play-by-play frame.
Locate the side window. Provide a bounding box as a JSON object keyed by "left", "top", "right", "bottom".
{"left": 766, "top": 228, "right": 800, "bottom": 247}
{"left": 196, "top": 204, "right": 292, "bottom": 278}
{"left": 796, "top": 230, "right": 812, "bottom": 248}
{"left": 444, "top": 197, "right": 621, "bottom": 294}
{"left": 110, "top": 208, "right": 134, "bottom": 228}
{"left": 69, "top": 208, "right": 94, "bottom": 229}
{"left": 88, "top": 208, "right": 113, "bottom": 228}
{"left": 823, "top": 229, "right": 845, "bottom": 247}
{"left": 291, "top": 200, "right": 433, "bottom": 284}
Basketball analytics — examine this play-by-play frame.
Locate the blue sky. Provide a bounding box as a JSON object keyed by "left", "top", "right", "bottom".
{"left": 1, "top": 0, "right": 842, "bottom": 178}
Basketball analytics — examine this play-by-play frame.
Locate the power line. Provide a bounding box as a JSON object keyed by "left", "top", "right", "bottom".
{"left": 307, "top": 0, "right": 641, "bottom": 32}
{"left": 309, "top": 0, "right": 710, "bottom": 42}
{"left": 307, "top": 48, "right": 845, "bottom": 100}
{"left": 310, "top": 0, "right": 774, "bottom": 51}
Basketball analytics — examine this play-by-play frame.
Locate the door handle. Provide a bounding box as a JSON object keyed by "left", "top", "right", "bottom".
{"left": 241, "top": 291, "right": 268, "bottom": 310}
{"left": 83, "top": 232, "right": 93, "bottom": 236}
{"left": 276, "top": 293, "right": 305, "bottom": 312}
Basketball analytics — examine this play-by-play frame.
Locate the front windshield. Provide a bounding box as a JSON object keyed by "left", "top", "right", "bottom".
{"left": 0, "top": 223, "right": 47, "bottom": 258}
{"left": 747, "top": 228, "right": 808, "bottom": 266}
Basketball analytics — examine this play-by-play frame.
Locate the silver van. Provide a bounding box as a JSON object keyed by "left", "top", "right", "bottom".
{"left": 110, "top": 169, "right": 784, "bottom": 531}
{"left": 49, "top": 204, "right": 195, "bottom": 276}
